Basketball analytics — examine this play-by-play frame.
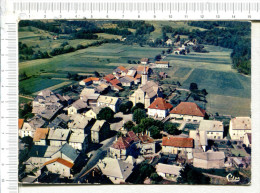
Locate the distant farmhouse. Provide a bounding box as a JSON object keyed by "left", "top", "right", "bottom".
{"left": 79, "top": 77, "right": 100, "bottom": 86}
{"left": 140, "top": 58, "right": 149, "bottom": 65}
{"left": 154, "top": 61, "right": 169, "bottom": 68}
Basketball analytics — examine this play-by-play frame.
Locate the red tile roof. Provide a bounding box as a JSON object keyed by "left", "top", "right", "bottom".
{"left": 134, "top": 74, "right": 142, "bottom": 79}
{"left": 148, "top": 97, "right": 173, "bottom": 110}
{"left": 33, "top": 128, "right": 49, "bottom": 142}
{"left": 112, "top": 84, "right": 124, "bottom": 91}
{"left": 104, "top": 74, "right": 116, "bottom": 81}
{"left": 112, "top": 137, "right": 132, "bottom": 149}
{"left": 82, "top": 77, "right": 100, "bottom": 83}
{"left": 117, "top": 66, "right": 128, "bottom": 73}
{"left": 136, "top": 66, "right": 149, "bottom": 73}
{"left": 43, "top": 158, "right": 74, "bottom": 168}
{"left": 169, "top": 102, "right": 205, "bottom": 117}
{"left": 91, "top": 77, "right": 100, "bottom": 81}
{"left": 162, "top": 137, "right": 194, "bottom": 148}
{"left": 18, "top": 119, "right": 24, "bottom": 129}
{"left": 110, "top": 78, "right": 121, "bottom": 85}
{"left": 127, "top": 131, "right": 139, "bottom": 142}
{"left": 138, "top": 134, "right": 154, "bottom": 143}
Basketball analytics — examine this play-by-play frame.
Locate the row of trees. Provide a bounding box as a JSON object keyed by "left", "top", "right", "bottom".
{"left": 20, "top": 39, "right": 113, "bottom": 61}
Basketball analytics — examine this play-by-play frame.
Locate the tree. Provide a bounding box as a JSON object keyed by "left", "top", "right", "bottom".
{"left": 150, "top": 173, "right": 163, "bottom": 183}
{"left": 189, "top": 82, "right": 198, "bottom": 91}
{"left": 127, "top": 60, "right": 132, "bottom": 64}
{"left": 94, "top": 71, "right": 100, "bottom": 77}
{"left": 176, "top": 35, "right": 180, "bottom": 42}
{"left": 119, "top": 103, "right": 128, "bottom": 114}
{"left": 125, "top": 101, "right": 133, "bottom": 113}
{"left": 97, "top": 107, "right": 114, "bottom": 121}
{"left": 148, "top": 125, "right": 161, "bottom": 139}
{"left": 132, "top": 109, "right": 146, "bottom": 124}
{"left": 131, "top": 102, "right": 144, "bottom": 113}
{"left": 123, "top": 121, "right": 135, "bottom": 131}
{"left": 177, "top": 164, "right": 210, "bottom": 184}
{"left": 154, "top": 54, "right": 161, "bottom": 61}
{"left": 201, "top": 89, "right": 208, "bottom": 96}
{"left": 67, "top": 72, "right": 72, "bottom": 79}
{"left": 164, "top": 122, "right": 181, "bottom": 135}
{"left": 227, "top": 140, "right": 231, "bottom": 146}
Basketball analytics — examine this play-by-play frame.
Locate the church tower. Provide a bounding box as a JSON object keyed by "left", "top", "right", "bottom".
{"left": 141, "top": 64, "right": 148, "bottom": 85}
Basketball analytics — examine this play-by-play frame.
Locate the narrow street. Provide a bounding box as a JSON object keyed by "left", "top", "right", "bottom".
{"left": 73, "top": 136, "right": 116, "bottom": 183}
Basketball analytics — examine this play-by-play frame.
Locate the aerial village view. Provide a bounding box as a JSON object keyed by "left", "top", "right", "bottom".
{"left": 18, "top": 20, "right": 251, "bottom": 185}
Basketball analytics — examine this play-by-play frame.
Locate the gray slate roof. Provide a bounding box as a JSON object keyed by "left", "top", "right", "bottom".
{"left": 59, "top": 143, "right": 79, "bottom": 162}
{"left": 98, "top": 157, "right": 134, "bottom": 180}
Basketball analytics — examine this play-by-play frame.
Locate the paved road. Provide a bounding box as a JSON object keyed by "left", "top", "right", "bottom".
{"left": 110, "top": 112, "right": 132, "bottom": 131}
{"left": 73, "top": 136, "right": 116, "bottom": 183}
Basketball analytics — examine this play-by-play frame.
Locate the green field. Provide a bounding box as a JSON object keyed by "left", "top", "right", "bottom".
{"left": 19, "top": 96, "right": 32, "bottom": 104}
{"left": 147, "top": 21, "right": 207, "bottom": 40}
{"left": 173, "top": 67, "right": 192, "bottom": 78}
{"left": 161, "top": 45, "right": 251, "bottom": 116}
{"left": 19, "top": 43, "right": 166, "bottom": 77}
{"left": 19, "top": 77, "right": 64, "bottom": 95}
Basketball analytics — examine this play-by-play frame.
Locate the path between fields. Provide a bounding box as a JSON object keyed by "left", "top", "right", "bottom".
{"left": 19, "top": 95, "right": 34, "bottom": 100}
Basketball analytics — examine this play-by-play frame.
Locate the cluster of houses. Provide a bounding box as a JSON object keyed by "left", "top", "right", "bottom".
{"left": 19, "top": 58, "right": 251, "bottom": 184}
